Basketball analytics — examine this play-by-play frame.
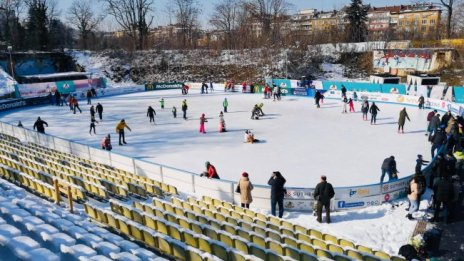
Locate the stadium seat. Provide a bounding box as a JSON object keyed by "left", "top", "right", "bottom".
{"left": 188, "top": 248, "right": 203, "bottom": 261}
{"left": 363, "top": 255, "right": 383, "bottom": 261}
{"left": 312, "top": 238, "right": 328, "bottom": 250}
{"left": 128, "top": 223, "right": 144, "bottom": 242}
{"left": 316, "top": 249, "right": 334, "bottom": 259}
{"left": 267, "top": 251, "right": 284, "bottom": 261}
{"left": 300, "top": 251, "right": 319, "bottom": 261}
{"left": 252, "top": 226, "right": 266, "bottom": 237}
{"left": 251, "top": 234, "right": 266, "bottom": 248}
{"left": 267, "top": 240, "right": 284, "bottom": 255}
{"left": 299, "top": 242, "right": 315, "bottom": 255}
{"left": 131, "top": 210, "right": 144, "bottom": 224}
{"left": 141, "top": 229, "right": 157, "bottom": 248}
{"left": 218, "top": 232, "right": 234, "bottom": 248}
{"left": 197, "top": 237, "right": 212, "bottom": 253}
{"left": 309, "top": 229, "right": 323, "bottom": 239}
{"left": 334, "top": 254, "right": 353, "bottom": 261}
{"left": 357, "top": 245, "right": 374, "bottom": 254}
{"left": 233, "top": 238, "right": 249, "bottom": 254}
{"left": 182, "top": 231, "right": 197, "bottom": 248}
{"left": 284, "top": 246, "right": 301, "bottom": 260}
{"left": 328, "top": 243, "right": 344, "bottom": 254}
{"left": 280, "top": 228, "right": 294, "bottom": 237}
{"left": 203, "top": 226, "right": 219, "bottom": 240}
{"left": 249, "top": 244, "right": 267, "bottom": 260}
{"left": 155, "top": 220, "right": 168, "bottom": 235}
{"left": 228, "top": 249, "right": 247, "bottom": 261}
{"left": 211, "top": 241, "right": 228, "bottom": 260}
{"left": 267, "top": 230, "right": 282, "bottom": 242}
{"left": 171, "top": 240, "right": 188, "bottom": 261}
{"left": 283, "top": 236, "right": 298, "bottom": 248}
{"left": 323, "top": 233, "right": 338, "bottom": 245}
{"left": 156, "top": 235, "right": 172, "bottom": 256}
{"left": 347, "top": 249, "right": 364, "bottom": 260}
{"left": 144, "top": 215, "right": 157, "bottom": 230}
{"left": 237, "top": 229, "right": 251, "bottom": 241}
{"left": 297, "top": 232, "right": 312, "bottom": 244}
{"left": 374, "top": 251, "right": 391, "bottom": 260}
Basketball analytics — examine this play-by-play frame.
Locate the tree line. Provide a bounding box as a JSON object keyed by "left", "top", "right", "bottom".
{"left": 1, "top": 0, "right": 464, "bottom": 52}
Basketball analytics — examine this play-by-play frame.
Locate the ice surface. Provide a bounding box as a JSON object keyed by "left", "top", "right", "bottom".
{"left": 0, "top": 89, "right": 431, "bottom": 187}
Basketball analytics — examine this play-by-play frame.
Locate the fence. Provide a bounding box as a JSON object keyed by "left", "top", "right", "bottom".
{"left": 0, "top": 83, "right": 456, "bottom": 212}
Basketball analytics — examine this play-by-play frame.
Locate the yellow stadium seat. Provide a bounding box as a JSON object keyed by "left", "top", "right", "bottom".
{"left": 182, "top": 231, "right": 197, "bottom": 248}
{"left": 223, "top": 223, "right": 237, "bottom": 235}
{"left": 168, "top": 225, "right": 182, "bottom": 241}
{"left": 131, "top": 210, "right": 144, "bottom": 224}
{"left": 210, "top": 220, "right": 222, "bottom": 230}
{"left": 328, "top": 243, "right": 344, "bottom": 254}
{"left": 300, "top": 252, "right": 319, "bottom": 261}
{"left": 203, "top": 226, "right": 219, "bottom": 240}
{"left": 117, "top": 218, "right": 130, "bottom": 236}
{"left": 267, "top": 251, "right": 284, "bottom": 261}
{"left": 105, "top": 213, "right": 119, "bottom": 230}
{"left": 316, "top": 249, "right": 334, "bottom": 259}
{"left": 312, "top": 238, "right": 328, "bottom": 250}
{"left": 374, "top": 251, "right": 391, "bottom": 260}
{"left": 197, "top": 237, "right": 212, "bottom": 253}
{"left": 188, "top": 249, "right": 203, "bottom": 261}
{"left": 267, "top": 230, "right": 282, "bottom": 243}
{"left": 299, "top": 242, "right": 315, "bottom": 255}
{"left": 142, "top": 229, "right": 157, "bottom": 248}
{"left": 238, "top": 229, "right": 251, "bottom": 241}
{"left": 309, "top": 229, "right": 323, "bottom": 239}
{"left": 284, "top": 246, "right": 301, "bottom": 260}
{"left": 171, "top": 240, "right": 188, "bottom": 261}
{"left": 339, "top": 239, "right": 355, "bottom": 249}
{"left": 254, "top": 219, "right": 267, "bottom": 228}
{"left": 233, "top": 238, "right": 249, "bottom": 254}
{"left": 226, "top": 217, "right": 238, "bottom": 226}
{"left": 334, "top": 254, "right": 352, "bottom": 261}
{"left": 324, "top": 233, "right": 338, "bottom": 245}
{"left": 347, "top": 249, "right": 364, "bottom": 260}
{"left": 228, "top": 250, "right": 246, "bottom": 261}
{"left": 214, "top": 212, "right": 226, "bottom": 222}
{"left": 190, "top": 223, "right": 202, "bottom": 234}
{"left": 211, "top": 241, "right": 228, "bottom": 260}
{"left": 249, "top": 245, "right": 266, "bottom": 260}
{"left": 239, "top": 222, "right": 252, "bottom": 232}
{"left": 157, "top": 235, "right": 172, "bottom": 256}
{"left": 280, "top": 228, "right": 294, "bottom": 237}
{"left": 144, "top": 215, "right": 157, "bottom": 230}
{"left": 267, "top": 240, "right": 284, "bottom": 255}
{"left": 165, "top": 213, "right": 178, "bottom": 224}
{"left": 218, "top": 232, "right": 234, "bottom": 248}
{"left": 357, "top": 245, "right": 374, "bottom": 255}
{"left": 252, "top": 226, "right": 266, "bottom": 237}
{"left": 155, "top": 219, "right": 169, "bottom": 235}
{"left": 222, "top": 201, "right": 233, "bottom": 210}
{"left": 128, "top": 223, "right": 144, "bottom": 241}
{"left": 283, "top": 236, "right": 298, "bottom": 248}
{"left": 297, "top": 232, "right": 312, "bottom": 244}
{"left": 251, "top": 234, "right": 266, "bottom": 248}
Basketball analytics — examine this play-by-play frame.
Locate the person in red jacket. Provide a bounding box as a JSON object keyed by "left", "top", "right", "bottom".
{"left": 199, "top": 113, "right": 207, "bottom": 133}
{"left": 348, "top": 98, "right": 355, "bottom": 112}
{"left": 201, "top": 161, "right": 220, "bottom": 179}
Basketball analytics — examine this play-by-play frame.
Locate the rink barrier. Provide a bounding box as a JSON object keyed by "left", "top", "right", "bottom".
{"left": 0, "top": 86, "right": 455, "bottom": 212}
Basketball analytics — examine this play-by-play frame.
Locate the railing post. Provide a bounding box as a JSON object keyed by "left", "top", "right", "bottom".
{"left": 53, "top": 179, "right": 61, "bottom": 204}
{"left": 67, "top": 186, "right": 73, "bottom": 214}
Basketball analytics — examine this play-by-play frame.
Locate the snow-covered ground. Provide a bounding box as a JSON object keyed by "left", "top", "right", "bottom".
{"left": 0, "top": 68, "right": 15, "bottom": 97}
{"left": 0, "top": 89, "right": 431, "bottom": 187}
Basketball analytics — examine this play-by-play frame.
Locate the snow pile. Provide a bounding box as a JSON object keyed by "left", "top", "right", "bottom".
{"left": 0, "top": 68, "right": 16, "bottom": 97}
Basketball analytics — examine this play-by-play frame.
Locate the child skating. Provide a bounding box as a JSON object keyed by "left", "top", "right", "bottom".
{"left": 348, "top": 98, "right": 355, "bottom": 112}
{"left": 219, "top": 111, "right": 226, "bottom": 132}
{"left": 89, "top": 116, "right": 98, "bottom": 135}
{"left": 159, "top": 98, "right": 165, "bottom": 109}
{"left": 200, "top": 113, "right": 208, "bottom": 133}
{"left": 172, "top": 106, "right": 177, "bottom": 118}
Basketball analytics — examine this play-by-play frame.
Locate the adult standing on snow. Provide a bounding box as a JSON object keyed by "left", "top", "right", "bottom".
{"left": 90, "top": 105, "right": 96, "bottom": 118}
{"left": 182, "top": 99, "right": 188, "bottom": 119}
{"left": 223, "top": 98, "right": 228, "bottom": 112}
{"left": 314, "top": 90, "right": 323, "bottom": 108}
{"left": 115, "top": 119, "right": 131, "bottom": 145}
{"left": 268, "top": 171, "right": 286, "bottom": 218}
{"left": 33, "top": 117, "right": 48, "bottom": 134}
{"left": 147, "top": 106, "right": 156, "bottom": 124}
{"left": 381, "top": 156, "right": 397, "bottom": 183}
{"left": 398, "top": 107, "right": 411, "bottom": 133}
{"left": 96, "top": 103, "right": 103, "bottom": 120}
{"left": 406, "top": 176, "right": 419, "bottom": 220}
{"left": 199, "top": 113, "right": 208, "bottom": 133}
{"left": 237, "top": 172, "right": 253, "bottom": 209}
{"left": 314, "top": 175, "right": 335, "bottom": 223}
{"left": 86, "top": 89, "right": 93, "bottom": 105}
{"left": 369, "top": 102, "right": 380, "bottom": 124}
{"left": 431, "top": 128, "right": 447, "bottom": 158}
{"left": 361, "top": 100, "right": 369, "bottom": 121}
{"left": 72, "top": 97, "right": 82, "bottom": 114}
{"left": 172, "top": 106, "right": 177, "bottom": 118}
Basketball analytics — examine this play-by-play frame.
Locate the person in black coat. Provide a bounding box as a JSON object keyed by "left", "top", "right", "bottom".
{"left": 341, "top": 85, "right": 347, "bottom": 98}
{"left": 432, "top": 175, "right": 454, "bottom": 223}
{"left": 313, "top": 175, "right": 335, "bottom": 223}
{"left": 90, "top": 105, "right": 96, "bottom": 118}
{"left": 268, "top": 171, "right": 286, "bottom": 218}
{"left": 431, "top": 128, "right": 447, "bottom": 158}
{"left": 147, "top": 106, "right": 156, "bottom": 124}
{"left": 33, "top": 117, "right": 48, "bottom": 134}
{"left": 86, "top": 89, "right": 93, "bottom": 105}
{"left": 55, "top": 90, "right": 61, "bottom": 106}
{"left": 369, "top": 102, "right": 380, "bottom": 125}
{"left": 96, "top": 103, "right": 103, "bottom": 120}
{"left": 380, "top": 156, "right": 397, "bottom": 183}
{"left": 314, "top": 91, "right": 323, "bottom": 108}
{"left": 415, "top": 154, "right": 429, "bottom": 174}
{"left": 441, "top": 111, "right": 452, "bottom": 126}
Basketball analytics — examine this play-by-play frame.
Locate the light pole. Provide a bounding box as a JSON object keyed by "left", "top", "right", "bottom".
{"left": 7, "top": 46, "right": 15, "bottom": 80}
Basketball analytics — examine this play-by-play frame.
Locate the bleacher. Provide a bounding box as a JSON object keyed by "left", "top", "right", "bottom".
{"left": 0, "top": 132, "right": 408, "bottom": 261}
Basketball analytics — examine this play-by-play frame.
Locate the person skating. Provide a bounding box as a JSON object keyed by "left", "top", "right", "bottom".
{"left": 101, "top": 134, "right": 112, "bottom": 151}
{"left": 67, "top": 95, "right": 73, "bottom": 111}
{"left": 381, "top": 156, "right": 397, "bottom": 183}
{"left": 268, "top": 171, "right": 286, "bottom": 218}
{"left": 353, "top": 91, "right": 358, "bottom": 102}
{"left": 90, "top": 105, "right": 96, "bottom": 118}
{"left": 55, "top": 90, "right": 61, "bottom": 106}
{"left": 398, "top": 107, "right": 410, "bottom": 133}
{"left": 33, "top": 117, "right": 48, "bottom": 134}
{"left": 361, "top": 100, "right": 369, "bottom": 120}
{"left": 91, "top": 87, "right": 97, "bottom": 97}
{"left": 72, "top": 97, "right": 82, "bottom": 114}
{"left": 209, "top": 81, "right": 214, "bottom": 92}
{"left": 314, "top": 175, "right": 335, "bottom": 223}
{"left": 89, "top": 116, "right": 98, "bottom": 135}
{"left": 237, "top": 172, "right": 253, "bottom": 209}
{"left": 441, "top": 111, "right": 452, "bottom": 127}
{"left": 314, "top": 90, "right": 323, "bottom": 108}
{"left": 199, "top": 113, "right": 208, "bottom": 133}
{"left": 201, "top": 161, "right": 220, "bottom": 179}
{"left": 418, "top": 95, "right": 425, "bottom": 109}
{"left": 244, "top": 130, "right": 259, "bottom": 143}
{"left": 219, "top": 111, "right": 226, "bottom": 132}
{"left": 369, "top": 102, "right": 380, "bottom": 124}
{"left": 223, "top": 98, "right": 228, "bottom": 113}
{"left": 427, "top": 110, "right": 438, "bottom": 136}
{"left": 273, "top": 85, "right": 279, "bottom": 101}
{"left": 341, "top": 85, "right": 347, "bottom": 98}
{"left": 96, "top": 103, "right": 103, "bottom": 120}
{"left": 342, "top": 96, "right": 348, "bottom": 113}
{"left": 159, "top": 98, "right": 165, "bottom": 109}
{"left": 147, "top": 106, "right": 156, "bottom": 124}
{"left": 172, "top": 106, "right": 177, "bottom": 118}
{"left": 182, "top": 99, "right": 188, "bottom": 120}
{"left": 348, "top": 98, "right": 355, "bottom": 112}
{"left": 86, "top": 89, "right": 93, "bottom": 105}
{"left": 415, "top": 154, "right": 430, "bottom": 174}
{"left": 17, "top": 121, "right": 23, "bottom": 127}
{"left": 115, "top": 119, "right": 131, "bottom": 145}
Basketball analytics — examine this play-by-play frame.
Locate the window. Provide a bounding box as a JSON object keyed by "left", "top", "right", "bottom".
{"left": 430, "top": 19, "right": 435, "bottom": 25}
{"left": 421, "top": 26, "right": 426, "bottom": 31}
{"left": 422, "top": 19, "right": 427, "bottom": 25}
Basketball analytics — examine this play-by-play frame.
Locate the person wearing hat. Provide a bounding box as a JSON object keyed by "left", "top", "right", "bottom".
{"left": 237, "top": 172, "right": 253, "bottom": 209}
{"left": 428, "top": 112, "right": 440, "bottom": 137}
{"left": 33, "top": 117, "right": 48, "bottom": 134}
{"left": 431, "top": 127, "right": 447, "bottom": 158}
{"left": 314, "top": 175, "right": 335, "bottom": 223}
{"left": 426, "top": 110, "right": 437, "bottom": 135}
{"left": 115, "top": 119, "right": 131, "bottom": 145}
{"left": 397, "top": 107, "right": 410, "bottom": 134}
{"left": 415, "top": 155, "right": 430, "bottom": 175}
{"left": 199, "top": 113, "right": 208, "bottom": 133}
{"left": 101, "top": 134, "right": 112, "bottom": 151}
{"left": 201, "top": 161, "right": 219, "bottom": 179}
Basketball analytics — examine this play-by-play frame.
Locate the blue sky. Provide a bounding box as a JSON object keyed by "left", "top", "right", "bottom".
{"left": 57, "top": 0, "right": 414, "bottom": 29}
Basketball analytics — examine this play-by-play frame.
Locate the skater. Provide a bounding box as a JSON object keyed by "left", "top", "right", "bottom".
{"left": 341, "top": 85, "right": 347, "bottom": 98}
{"left": 219, "top": 112, "right": 226, "bottom": 132}
{"left": 268, "top": 171, "right": 286, "bottom": 218}
{"left": 182, "top": 99, "right": 188, "bottom": 119}
{"left": 273, "top": 85, "right": 279, "bottom": 101}
{"left": 209, "top": 81, "right": 214, "bottom": 92}
{"left": 441, "top": 111, "right": 452, "bottom": 127}
{"left": 237, "top": 172, "right": 254, "bottom": 209}
{"left": 72, "top": 97, "right": 82, "bottom": 114}
{"left": 115, "top": 119, "right": 131, "bottom": 145}
{"left": 60, "top": 94, "right": 67, "bottom": 106}
{"left": 201, "top": 82, "right": 208, "bottom": 94}
{"left": 342, "top": 96, "right": 348, "bottom": 113}
{"left": 398, "top": 107, "right": 410, "bottom": 133}
{"left": 86, "top": 89, "right": 93, "bottom": 105}
{"left": 314, "top": 90, "right": 323, "bottom": 108}
{"left": 147, "top": 106, "right": 156, "bottom": 124}
{"left": 67, "top": 95, "right": 73, "bottom": 111}
{"left": 182, "top": 84, "right": 189, "bottom": 95}
{"left": 314, "top": 175, "right": 335, "bottom": 223}
{"left": 244, "top": 130, "right": 259, "bottom": 143}
{"left": 101, "top": 134, "right": 112, "bottom": 151}
{"left": 91, "top": 87, "right": 97, "bottom": 97}
{"left": 369, "top": 102, "right": 380, "bottom": 124}
{"left": 406, "top": 176, "right": 419, "bottom": 220}
{"left": 251, "top": 104, "right": 261, "bottom": 119}
{"left": 55, "top": 90, "right": 61, "bottom": 106}
{"left": 90, "top": 105, "right": 96, "bottom": 118}
{"left": 201, "top": 161, "right": 220, "bottom": 179}
{"left": 159, "top": 98, "right": 165, "bottom": 109}
{"left": 380, "top": 156, "right": 397, "bottom": 183}
{"left": 264, "top": 85, "right": 271, "bottom": 99}
{"left": 353, "top": 91, "right": 358, "bottom": 102}
{"left": 348, "top": 98, "right": 355, "bottom": 112}
{"left": 17, "top": 121, "right": 23, "bottom": 127}
{"left": 418, "top": 95, "right": 425, "bottom": 109}
{"left": 223, "top": 98, "right": 228, "bottom": 113}
{"left": 415, "top": 154, "right": 430, "bottom": 174}
{"left": 89, "top": 116, "right": 98, "bottom": 135}
{"left": 427, "top": 110, "right": 437, "bottom": 135}
{"left": 361, "top": 100, "right": 369, "bottom": 120}
{"left": 33, "top": 117, "right": 48, "bottom": 134}
{"left": 172, "top": 106, "right": 177, "bottom": 118}
{"left": 96, "top": 103, "right": 103, "bottom": 120}
{"left": 199, "top": 113, "right": 208, "bottom": 133}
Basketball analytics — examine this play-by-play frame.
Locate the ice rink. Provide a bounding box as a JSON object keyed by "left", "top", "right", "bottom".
{"left": 0, "top": 89, "right": 432, "bottom": 187}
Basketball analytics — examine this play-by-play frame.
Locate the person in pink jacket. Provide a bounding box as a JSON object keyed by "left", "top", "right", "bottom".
{"left": 199, "top": 113, "right": 208, "bottom": 133}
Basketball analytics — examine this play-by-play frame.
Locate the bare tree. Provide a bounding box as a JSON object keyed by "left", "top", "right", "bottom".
{"left": 67, "top": 0, "right": 104, "bottom": 49}
{"left": 210, "top": 0, "right": 240, "bottom": 49}
{"left": 100, "top": 0, "right": 155, "bottom": 50}
{"left": 246, "top": 0, "right": 291, "bottom": 44}
{"left": 454, "top": 1, "right": 464, "bottom": 36}
{"left": 439, "top": 0, "right": 457, "bottom": 38}
{"left": 174, "top": 0, "right": 200, "bottom": 48}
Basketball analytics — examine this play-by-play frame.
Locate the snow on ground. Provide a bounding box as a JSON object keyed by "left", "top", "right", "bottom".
{"left": 0, "top": 89, "right": 431, "bottom": 187}
{"left": 0, "top": 68, "right": 15, "bottom": 96}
